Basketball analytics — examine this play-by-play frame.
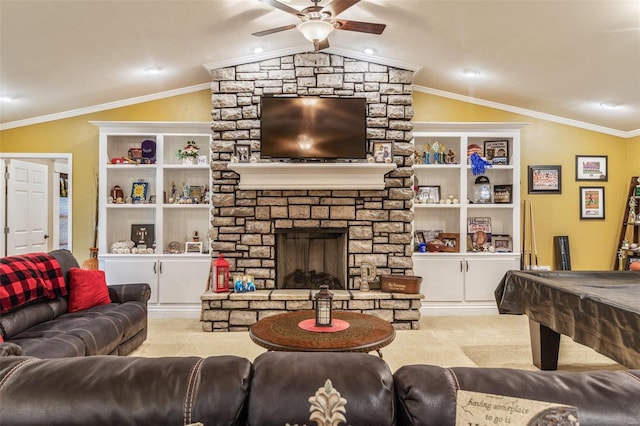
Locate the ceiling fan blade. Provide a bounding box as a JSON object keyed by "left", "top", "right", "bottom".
{"left": 334, "top": 19, "right": 386, "bottom": 34}
{"left": 321, "top": 0, "right": 360, "bottom": 17}
{"left": 252, "top": 23, "right": 298, "bottom": 37}
{"left": 257, "top": 0, "right": 302, "bottom": 17}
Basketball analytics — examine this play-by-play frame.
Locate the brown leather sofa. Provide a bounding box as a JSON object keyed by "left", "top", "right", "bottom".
{"left": 1, "top": 351, "right": 638, "bottom": 425}
{"left": 0, "top": 250, "right": 150, "bottom": 357}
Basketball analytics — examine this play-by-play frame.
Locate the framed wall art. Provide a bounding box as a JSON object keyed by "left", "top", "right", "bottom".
{"left": 575, "top": 155, "right": 607, "bottom": 181}
{"left": 528, "top": 165, "right": 562, "bottom": 194}
{"left": 580, "top": 186, "right": 605, "bottom": 219}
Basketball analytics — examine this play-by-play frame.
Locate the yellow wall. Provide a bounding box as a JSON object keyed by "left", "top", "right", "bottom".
{"left": 0, "top": 88, "right": 636, "bottom": 270}
{"left": 0, "top": 90, "right": 211, "bottom": 259}
{"left": 413, "top": 91, "right": 634, "bottom": 270}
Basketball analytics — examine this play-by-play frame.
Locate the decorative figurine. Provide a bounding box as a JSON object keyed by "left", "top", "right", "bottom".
{"left": 432, "top": 141, "right": 440, "bottom": 164}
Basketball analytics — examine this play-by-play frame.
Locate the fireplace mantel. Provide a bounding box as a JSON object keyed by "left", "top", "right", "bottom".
{"left": 228, "top": 162, "right": 397, "bottom": 190}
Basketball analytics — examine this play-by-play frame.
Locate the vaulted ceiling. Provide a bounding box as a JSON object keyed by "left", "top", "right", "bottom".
{"left": 1, "top": 0, "right": 638, "bottom": 136}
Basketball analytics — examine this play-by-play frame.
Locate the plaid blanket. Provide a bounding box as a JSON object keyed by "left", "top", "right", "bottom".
{"left": 0, "top": 252, "right": 67, "bottom": 314}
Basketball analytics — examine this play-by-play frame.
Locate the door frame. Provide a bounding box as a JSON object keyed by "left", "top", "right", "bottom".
{"left": 0, "top": 153, "right": 73, "bottom": 255}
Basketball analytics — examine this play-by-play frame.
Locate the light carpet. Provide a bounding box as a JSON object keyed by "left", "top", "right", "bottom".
{"left": 128, "top": 314, "right": 624, "bottom": 373}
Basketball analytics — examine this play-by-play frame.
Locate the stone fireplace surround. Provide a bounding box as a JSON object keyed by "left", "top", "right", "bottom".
{"left": 202, "top": 52, "right": 422, "bottom": 331}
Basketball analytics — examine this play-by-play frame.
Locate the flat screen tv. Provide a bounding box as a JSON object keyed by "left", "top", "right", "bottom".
{"left": 260, "top": 97, "right": 367, "bottom": 160}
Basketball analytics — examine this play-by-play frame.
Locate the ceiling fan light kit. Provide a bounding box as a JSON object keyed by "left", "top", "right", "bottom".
{"left": 298, "top": 20, "right": 335, "bottom": 42}
{"left": 253, "top": 0, "right": 385, "bottom": 51}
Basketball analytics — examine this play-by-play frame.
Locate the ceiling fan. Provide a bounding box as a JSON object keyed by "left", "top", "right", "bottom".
{"left": 252, "top": 0, "right": 386, "bottom": 51}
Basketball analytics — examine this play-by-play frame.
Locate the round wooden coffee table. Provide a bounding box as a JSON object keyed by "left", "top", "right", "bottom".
{"left": 249, "top": 310, "right": 395, "bottom": 357}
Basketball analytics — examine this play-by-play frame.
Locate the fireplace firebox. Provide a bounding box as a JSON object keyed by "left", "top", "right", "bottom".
{"left": 275, "top": 228, "right": 347, "bottom": 290}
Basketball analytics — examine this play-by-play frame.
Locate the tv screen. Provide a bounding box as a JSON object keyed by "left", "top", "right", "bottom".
{"left": 260, "top": 97, "right": 367, "bottom": 160}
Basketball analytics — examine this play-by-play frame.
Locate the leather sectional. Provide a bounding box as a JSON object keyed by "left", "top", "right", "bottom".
{"left": 1, "top": 351, "right": 639, "bottom": 425}
{"left": 0, "top": 249, "right": 150, "bottom": 357}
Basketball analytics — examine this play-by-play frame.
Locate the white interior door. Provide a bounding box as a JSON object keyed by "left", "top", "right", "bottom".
{"left": 6, "top": 159, "right": 49, "bottom": 255}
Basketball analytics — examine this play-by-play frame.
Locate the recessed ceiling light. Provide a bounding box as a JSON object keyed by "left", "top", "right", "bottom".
{"left": 144, "top": 66, "right": 163, "bottom": 74}
{"left": 462, "top": 69, "right": 481, "bottom": 77}
{"left": 600, "top": 101, "right": 619, "bottom": 109}
{"left": 363, "top": 46, "right": 377, "bottom": 55}
{"left": 251, "top": 45, "right": 266, "bottom": 54}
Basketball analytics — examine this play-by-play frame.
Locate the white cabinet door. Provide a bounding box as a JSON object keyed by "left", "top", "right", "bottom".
{"left": 158, "top": 258, "right": 210, "bottom": 304}
{"left": 414, "top": 256, "right": 464, "bottom": 301}
{"left": 464, "top": 257, "right": 519, "bottom": 301}
{"left": 104, "top": 258, "right": 159, "bottom": 304}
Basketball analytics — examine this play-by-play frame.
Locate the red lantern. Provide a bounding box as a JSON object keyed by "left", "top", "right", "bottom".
{"left": 212, "top": 253, "right": 230, "bottom": 293}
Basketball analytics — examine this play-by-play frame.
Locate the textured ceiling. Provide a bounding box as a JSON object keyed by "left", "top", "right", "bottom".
{"left": 1, "top": 0, "right": 638, "bottom": 135}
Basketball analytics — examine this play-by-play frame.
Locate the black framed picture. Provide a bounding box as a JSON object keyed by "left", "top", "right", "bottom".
{"left": 234, "top": 143, "right": 251, "bottom": 162}
{"left": 131, "top": 224, "right": 155, "bottom": 248}
{"left": 579, "top": 186, "right": 605, "bottom": 219}
{"left": 575, "top": 155, "right": 608, "bottom": 181}
{"left": 493, "top": 184, "right": 513, "bottom": 204}
{"left": 528, "top": 165, "right": 562, "bottom": 194}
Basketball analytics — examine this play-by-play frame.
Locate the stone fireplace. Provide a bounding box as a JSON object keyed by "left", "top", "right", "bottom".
{"left": 208, "top": 52, "right": 416, "bottom": 289}
{"left": 201, "top": 52, "right": 423, "bottom": 332}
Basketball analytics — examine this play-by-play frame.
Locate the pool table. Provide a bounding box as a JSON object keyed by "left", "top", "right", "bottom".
{"left": 495, "top": 270, "right": 640, "bottom": 370}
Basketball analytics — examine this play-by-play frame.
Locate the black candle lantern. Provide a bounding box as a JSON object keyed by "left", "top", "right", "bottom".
{"left": 314, "top": 285, "right": 334, "bottom": 327}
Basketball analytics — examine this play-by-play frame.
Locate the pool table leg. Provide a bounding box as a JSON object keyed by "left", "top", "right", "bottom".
{"left": 528, "top": 319, "right": 560, "bottom": 370}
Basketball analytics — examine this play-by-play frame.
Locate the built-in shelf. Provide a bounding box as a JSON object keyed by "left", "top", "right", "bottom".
{"left": 228, "top": 162, "right": 397, "bottom": 190}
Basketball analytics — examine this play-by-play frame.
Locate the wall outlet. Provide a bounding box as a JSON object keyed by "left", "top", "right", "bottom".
{"left": 534, "top": 265, "right": 551, "bottom": 271}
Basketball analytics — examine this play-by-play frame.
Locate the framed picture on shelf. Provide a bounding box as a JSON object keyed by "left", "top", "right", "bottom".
{"left": 188, "top": 185, "right": 204, "bottom": 202}
{"left": 131, "top": 224, "right": 155, "bottom": 249}
{"left": 483, "top": 140, "right": 509, "bottom": 163}
{"left": 467, "top": 217, "right": 492, "bottom": 251}
{"left": 131, "top": 180, "right": 149, "bottom": 203}
{"left": 438, "top": 232, "right": 460, "bottom": 252}
{"left": 234, "top": 143, "right": 252, "bottom": 163}
{"left": 580, "top": 186, "right": 605, "bottom": 219}
{"left": 528, "top": 165, "right": 562, "bottom": 194}
{"left": 417, "top": 185, "right": 441, "bottom": 204}
{"left": 493, "top": 184, "right": 513, "bottom": 204}
{"left": 575, "top": 155, "right": 607, "bottom": 181}
{"left": 423, "top": 229, "right": 443, "bottom": 242}
{"left": 371, "top": 141, "right": 393, "bottom": 163}
{"left": 414, "top": 231, "right": 426, "bottom": 245}
{"left": 493, "top": 235, "right": 512, "bottom": 252}
{"left": 184, "top": 241, "right": 203, "bottom": 253}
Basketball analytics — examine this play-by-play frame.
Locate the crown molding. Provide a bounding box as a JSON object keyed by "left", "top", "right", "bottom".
{"left": 413, "top": 85, "right": 638, "bottom": 139}
{"left": 0, "top": 83, "right": 210, "bottom": 131}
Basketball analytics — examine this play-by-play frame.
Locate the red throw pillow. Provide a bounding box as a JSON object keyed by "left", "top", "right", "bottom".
{"left": 67, "top": 268, "right": 112, "bottom": 313}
